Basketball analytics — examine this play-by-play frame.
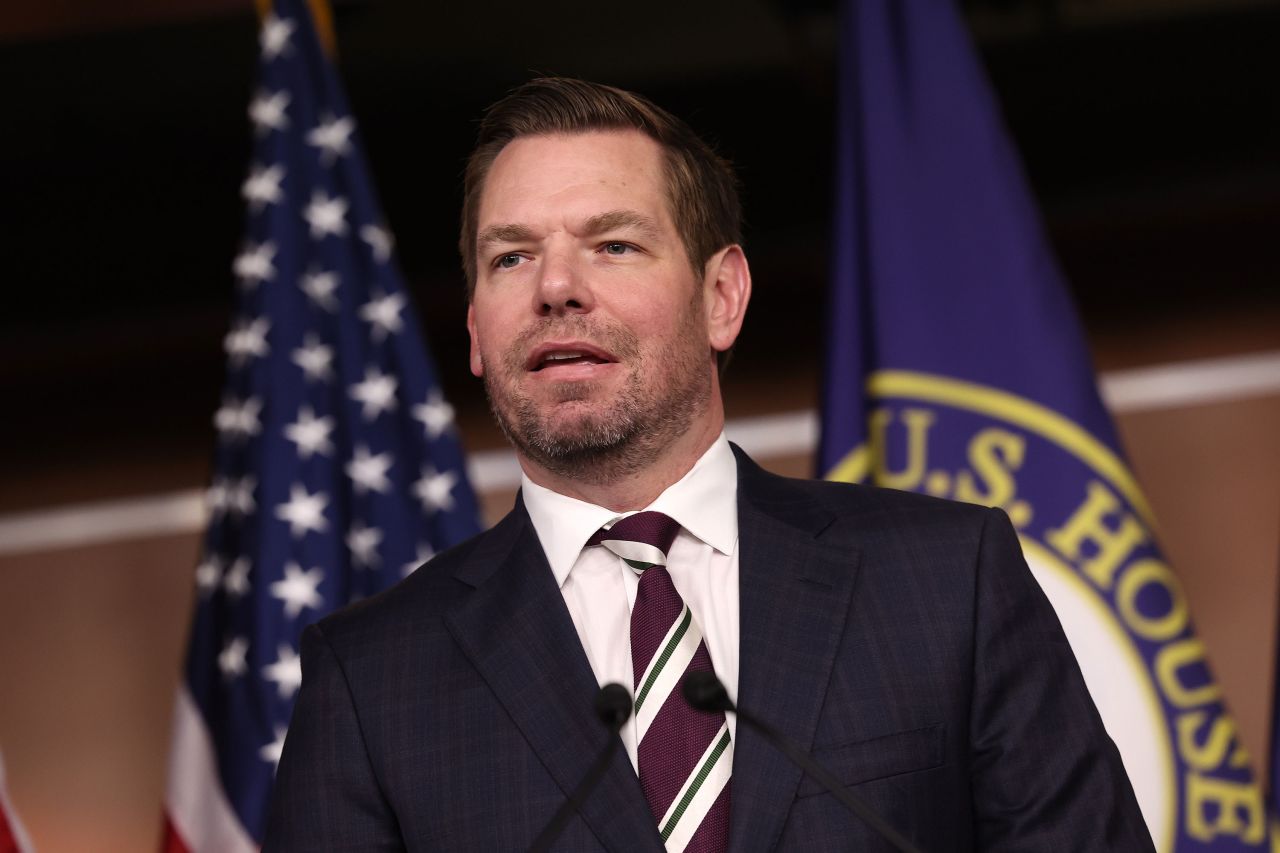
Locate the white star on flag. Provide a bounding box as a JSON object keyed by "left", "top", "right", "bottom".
{"left": 218, "top": 636, "right": 249, "bottom": 679}
{"left": 275, "top": 483, "right": 329, "bottom": 538}
{"left": 223, "top": 557, "right": 251, "bottom": 598}
{"left": 414, "top": 466, "right": 458, "bottom": 514}
{"left": 230, "top": 478, "right": 257, "bottom": 515}
{"left": 291, "top": 334, "right": 334, "bottom": 383}
{"left": 346, "top": 521, "right": 384, "bottom": 569}
{"left": 349, "top": 367, "right": 398, "bottom": 421}
{"left": 413, "top": 389, "right": 455, "bottom": 439}
{"left": 241, "top": 164, "right": 285, "bottom": 212}
{"left": 260, "top": 726, "right": 288, "bottom": 771}
{"left": 205, "top": 482, "right": 226, "bottom": 514}
{"left": 224, "top": 317, "right": 271, "bottom": 367}
{"left": 249, "top": 88, "right": 290, "bottom": 135}
{"left": 306, "top": 114, "right": 355, "bottom": 165}
{"left": 271, "top": 562, "right": 325, "bottom": 618}
{"left": 402, "top": 543, "right": 436, "bottom": 578}
{"left": 195, "top": 554, "right": 224, "bottom": 596}
{"left": 284, "top": 405, "right": 335, "bottom": 459}
{"left": 303, "top": 190, "right": 349, "bottom": 239}
{"left": 346, "top": 444, "right": 393, "bottom": 495}
{"left": 299, "top": 268, "right": 340, "bottom": 311}
{"left": 259, "top": 13, "right": 295, "bottom": 60}
{"left": 359, "top": 291, "right": 406, "bottom": 342}
{"left": 207, "top": 476, "right": 257, "bottom": 517}
{"left": 262, "top": 644, "right": 302, "bottom": 699}
{"left": 360, "top": 224, "right": 394, "bottom": 262}
{"left": 232, "top": 240, "right": 277, "bottom": 289}
{"left": 215, "top": 396, "right": 263, "bottom": 441}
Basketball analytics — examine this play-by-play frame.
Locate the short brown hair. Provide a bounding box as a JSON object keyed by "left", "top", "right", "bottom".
{"left": 459, "top": 77, "right": 742, "bottom": 296}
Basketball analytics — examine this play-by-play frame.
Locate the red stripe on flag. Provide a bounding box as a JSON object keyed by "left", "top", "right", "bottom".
{"left": 0, "top": 754, "right": 31, "bottom": 853}
{"left": 160, "top": 813, "right": 192, "bottom": 853}
{"left": 163, "top": 688, "right": 256, "bottom": 852}
{"left": 0, "top": 812, "right": 18, "bottom": 853}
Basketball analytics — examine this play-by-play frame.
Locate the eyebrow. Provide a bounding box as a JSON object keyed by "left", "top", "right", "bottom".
{"left": 476, "top": 210, "right": 663, "bottom": 254}
{"left": 581, "top": 210, "right": 662, "bottom": 241}
{"left": 476, "top": 223, "right": 537, "bottom": 252}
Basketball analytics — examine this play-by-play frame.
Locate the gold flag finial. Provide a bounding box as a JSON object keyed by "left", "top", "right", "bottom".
{"left": 254, "top": 0, "right": 337, "bottom": 58}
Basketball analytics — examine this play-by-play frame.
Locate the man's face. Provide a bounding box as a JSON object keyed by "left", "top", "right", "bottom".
{"left": 467, "top": 130, "right": 716, "bottom": 481}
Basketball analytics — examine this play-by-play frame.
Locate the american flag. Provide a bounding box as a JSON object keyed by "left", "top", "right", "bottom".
{"left": 0, "top": 750, "right": 33, "bottom": 853}
{"left": 162, "top": 1, "right": 481, "bottom": 848}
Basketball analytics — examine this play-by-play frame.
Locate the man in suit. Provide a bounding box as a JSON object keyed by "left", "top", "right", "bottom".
{"left": 265, "top": 78, "right": 1153, "bottom": 851}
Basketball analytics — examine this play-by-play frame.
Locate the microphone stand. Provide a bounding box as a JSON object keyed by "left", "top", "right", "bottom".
{"left": 684, "top": 672, "right": 925, "bottom": 853}
{"left": 528, "top": 683, "right": 633, "bottom": 853}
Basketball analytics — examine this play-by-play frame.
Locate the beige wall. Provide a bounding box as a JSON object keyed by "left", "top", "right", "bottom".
{"left": 0, "top": 375, "right": 1277, "bottom": 851}
{"left": 1117, "top": 394, "right": 1280, "bottom": 776}
{"left": 0, "top": 534, "right": 197, "bottom": 851}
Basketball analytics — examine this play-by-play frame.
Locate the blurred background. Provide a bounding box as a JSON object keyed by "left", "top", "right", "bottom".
{"left": 1, "top": 0, "right": 1278, "bottom": 848}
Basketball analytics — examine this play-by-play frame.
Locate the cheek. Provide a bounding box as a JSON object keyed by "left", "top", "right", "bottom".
{"left": 467, "top": 304, "right": 502, "bottom": 377}
{"left": 620, "top": 287, "right": 692, "bottom": 332}
{"left": 472, "top": 303, "right": 535, "bottom": 376}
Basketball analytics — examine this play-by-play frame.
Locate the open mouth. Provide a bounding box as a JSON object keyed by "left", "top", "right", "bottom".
{"left": 527, "top": 343, "right": 616, "bottom": 372}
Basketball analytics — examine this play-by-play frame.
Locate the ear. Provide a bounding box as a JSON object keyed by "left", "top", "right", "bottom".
{"left": 703, "top": 245, "right": 752, "bottom": 354}
{"left": 466, "top": 303, "right": 484, "bottom": 377}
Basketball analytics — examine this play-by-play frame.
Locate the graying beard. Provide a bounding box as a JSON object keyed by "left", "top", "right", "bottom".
{"left": 483, "top": 292, "right": 711, "bottom": 488}
{"left": 485, "top": 368, "right": 708, "bottom": 487}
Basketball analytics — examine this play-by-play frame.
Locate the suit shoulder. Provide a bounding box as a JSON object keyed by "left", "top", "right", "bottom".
{"left": 828, "top": 481, "right": 1009, "bottom": 564}
{"left": 734, "top": 442, "right": 995, "bottom": 535}
{"left": 819, "top": 477, "right": 991, "bottom": 524}
{"left": 751, "top": 461, "right": 994, "bottom": 532}
{"left": 312, "top": 523, "right": 497, "bottom": 649}
{"left": 764, "top": 475, "right": 1027, "bottom": 612}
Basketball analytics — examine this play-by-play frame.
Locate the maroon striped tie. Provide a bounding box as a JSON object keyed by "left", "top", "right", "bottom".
{"left": 587, "top": 512, "right": 731, "bottom": 853}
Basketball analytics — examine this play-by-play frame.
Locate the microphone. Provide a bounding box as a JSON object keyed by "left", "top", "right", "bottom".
{"left": 528, "top": 683, "right": 633, "bottom": 853}
{"left": 595, "top": 682, "right": 633, "bottom": 729}
{"left": 682, "top": 673, "right": 924, "bottom": 853}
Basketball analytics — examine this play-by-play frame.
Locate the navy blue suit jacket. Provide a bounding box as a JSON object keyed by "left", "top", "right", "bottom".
{"left": 264, "top": 447, "right": 1153, "bottom": 851}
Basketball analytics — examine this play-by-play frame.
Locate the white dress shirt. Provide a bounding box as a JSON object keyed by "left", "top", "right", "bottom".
{"left": 521, "top": 433, "right": 740, "bottom": 771}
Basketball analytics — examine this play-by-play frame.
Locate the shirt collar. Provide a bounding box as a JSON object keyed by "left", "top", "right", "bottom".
{"left": 521, "top": 433, "right": 739, "bottom": 588}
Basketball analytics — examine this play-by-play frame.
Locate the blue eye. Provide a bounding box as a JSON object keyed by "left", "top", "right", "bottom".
{"left": 603, "top": 242, "right": 632, "bottom": 256}
{"left": 496, "top": 254, "right": 523, "bottom": 269}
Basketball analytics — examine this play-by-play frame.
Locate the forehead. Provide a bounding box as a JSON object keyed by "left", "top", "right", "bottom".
{"left": 477, "top": 130, "right": 671, "bottom": 232}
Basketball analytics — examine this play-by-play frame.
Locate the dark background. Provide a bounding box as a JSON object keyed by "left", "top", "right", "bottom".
{"left": 3, "top": 0, "right": 1279, "bottom": 512}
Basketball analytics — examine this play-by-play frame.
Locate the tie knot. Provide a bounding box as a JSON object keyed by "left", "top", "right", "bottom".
{"left": 587, "top": 511, "right": 681, "bottom": 569}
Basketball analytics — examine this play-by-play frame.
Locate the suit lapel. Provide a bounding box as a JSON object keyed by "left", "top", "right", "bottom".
{"left": 444, "top": 501, "right": 663, "bottom": 852}
{"left": 728, "top": 449, "right": 861, "bottom": 853}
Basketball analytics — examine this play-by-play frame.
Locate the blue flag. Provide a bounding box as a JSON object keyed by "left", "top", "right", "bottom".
{"left": 163, "top": 2, "right": 481, "bottom": 848}
{"left": 820, "top": 1, "right": 1267, "bottom": 850}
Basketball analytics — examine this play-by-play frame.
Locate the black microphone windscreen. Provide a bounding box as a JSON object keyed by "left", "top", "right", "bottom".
{"left": 595, "top": 683, "right": 633, "bottom": 729}
{"left": 682, "top": 671, "right": 733, "bottom": 713}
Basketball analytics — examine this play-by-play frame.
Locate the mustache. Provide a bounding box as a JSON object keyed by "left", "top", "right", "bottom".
{"left": 502, "top": 315, "right": 641, "bottom": 371}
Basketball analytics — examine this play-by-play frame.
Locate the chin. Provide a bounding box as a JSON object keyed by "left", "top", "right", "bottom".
{"left": 511, "top": 402, "right": 652, "bottom": 479}
{"left": 537, "top": 377, "right": 614, "bottom": 404}
{"left": 531, "top": 410, "right": 639, "bottom": 458}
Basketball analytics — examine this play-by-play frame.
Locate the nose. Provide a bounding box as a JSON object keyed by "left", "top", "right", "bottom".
{"left": 534, "top": 247, "right": 593, "bottom": 317}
